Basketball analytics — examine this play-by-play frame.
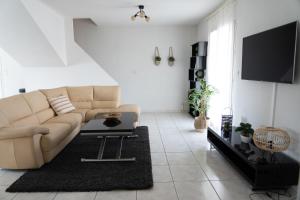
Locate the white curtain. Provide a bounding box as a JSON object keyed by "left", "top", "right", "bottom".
{"left": 206, "top": 1, "right": 235, "bottom": 130}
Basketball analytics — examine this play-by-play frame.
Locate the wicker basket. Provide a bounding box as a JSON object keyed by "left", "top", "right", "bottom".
{"left": 253, "top": 127, "right": 290, "bottom": 153}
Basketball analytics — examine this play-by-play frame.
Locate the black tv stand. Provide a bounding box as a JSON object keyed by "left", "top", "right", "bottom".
{"left": 207, "top": 127, "right": 299, "bottom": 190}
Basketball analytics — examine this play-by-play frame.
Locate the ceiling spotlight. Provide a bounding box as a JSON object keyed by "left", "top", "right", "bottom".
{"left": 131, "top": 5, "right": 150, "bottom": 22}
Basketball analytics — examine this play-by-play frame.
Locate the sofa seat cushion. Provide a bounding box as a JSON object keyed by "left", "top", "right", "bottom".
{"left": 71, "top": 109, "right": 89, "bottom": 122}
{"left": 45, "top": 113, "right": 82, "bottom": 129}
{"left": 40, "top": 123, "right": 72, "bottom": 152}
{"left": 71, "top": 101, "right": 92, "bottom": 109}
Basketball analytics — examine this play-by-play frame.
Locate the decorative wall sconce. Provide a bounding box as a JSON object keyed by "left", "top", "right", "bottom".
{"left": 168, "top": 47, "right": 175, "bottom": 66}
{"left": 154, "top": 47, "right": 161, "bottom": 66}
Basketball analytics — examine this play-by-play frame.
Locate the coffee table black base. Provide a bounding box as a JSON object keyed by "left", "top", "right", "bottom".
{"left": 80, "top": 134, "right": 138, "bottom": 162}
{"left": 81, "top": 158, "right": 136, "bottom": 162}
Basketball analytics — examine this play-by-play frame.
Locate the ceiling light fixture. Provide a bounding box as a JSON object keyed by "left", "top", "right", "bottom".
{"left": 131, "top": 5, "right": 150, "bottom": 22}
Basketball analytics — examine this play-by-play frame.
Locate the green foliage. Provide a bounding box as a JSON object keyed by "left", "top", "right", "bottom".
{"left": 155, "top": 56, "right": 161, "bottom": 61}
{"left": 235, "top": 122, "right": 254, "bottom": 137}
{"left": 188, "top": 79, "right": 215, "bottom": 118}
{"left": 223, "top": 122, "right": 231, "bottom": 132}
{"left": 168, "top": 57, "right": 175, "bottom": 62}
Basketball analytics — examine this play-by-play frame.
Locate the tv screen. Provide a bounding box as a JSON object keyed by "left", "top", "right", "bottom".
{"left": 242, "top": 21, "right": 298, "bottom": 84}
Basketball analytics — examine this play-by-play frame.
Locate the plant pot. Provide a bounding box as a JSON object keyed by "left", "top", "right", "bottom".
{"left": 194, "top": 117, "right": 207, "bottom": 133}
{"left": 168, "top": 61, "right": 174, "bottom": 66}
{"left": 168, "top": 47, "right": 175, "bottom": 66}
{"left": 154, "top": 60, "right": 161, "bottom": 65}
{"left": 240, "top": 135, "right": 252, "bottom": 143}
{"left": 168, "top": 57, "right": 175, "bottom": 66}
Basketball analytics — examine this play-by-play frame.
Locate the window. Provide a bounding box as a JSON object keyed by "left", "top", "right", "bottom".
{"left": 207, "top": 2, "right": 235, "bottom": 130}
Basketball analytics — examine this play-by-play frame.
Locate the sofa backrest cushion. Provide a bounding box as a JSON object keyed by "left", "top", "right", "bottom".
{"left": 93, "top": 86, "right": 120, "bottom": 108}
{"left": 40, "top": 87, "right": 69, "bottom": 99}
{"left": 67, "top": 86, "right": 93, "bottom": 109}
{"left": 0, "top": 95, "right": 33, "bottom": 124}
{"left": 23, "top": 91, "right": 55, "bottom": 123}
{"left": 23, "top": 91, "right": 49, "bottom": 113}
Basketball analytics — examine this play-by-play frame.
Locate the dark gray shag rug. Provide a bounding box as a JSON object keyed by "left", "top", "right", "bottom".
{"left": 6, "top": 126, "right": 153, "bottom": 192}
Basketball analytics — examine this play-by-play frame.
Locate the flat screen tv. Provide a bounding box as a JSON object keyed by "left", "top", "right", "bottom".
{"left": 242, "top": 21, "right": 298, "bottom": 84}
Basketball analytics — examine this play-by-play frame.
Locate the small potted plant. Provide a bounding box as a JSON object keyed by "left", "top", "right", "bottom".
{"left": 235, "top": 122, "right": 254, "bottom": 143}
{"left": 188, "top": 79, "right": 215, "bottom": 132}
{"left": 154, "top": 47, "right": 161, "bottom": 66}
{"left": 154, "top": 56, "right": 161, "bottom": 65}
{"left": 168, "top": 47, "right": 175, "bottom": 66}
{"left": 168, "top": 56, "right": 175, "bottom": 66}
{"left": 222, "top": 122, "right": 231, "bottom": 138}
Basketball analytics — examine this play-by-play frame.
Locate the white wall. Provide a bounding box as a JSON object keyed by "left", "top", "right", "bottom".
{"left": 21, "top": 0, "right": 68, "bottom": 65}
{"left": 0, "top": 0, "right": 117, "bottom": 97}
{"left": 0, "top": 0, "right": 64, "bottom": 67}
{"left": 0, "top": 48, "right": 25, "bottom": 97}
{"left": 197, "top": 19, "right": 209, "bottom": 41}
{"left": 74, "top": 21, "right": 197, "bottom": 112}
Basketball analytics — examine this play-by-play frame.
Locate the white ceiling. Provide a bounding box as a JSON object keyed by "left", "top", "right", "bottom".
{"left": 41, "top": 0, "right": 224, "bottom": 26}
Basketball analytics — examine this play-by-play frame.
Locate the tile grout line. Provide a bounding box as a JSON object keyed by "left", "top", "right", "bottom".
{"left": 172, "top": 114, "right": 222, "bottom": 200}
{"left": 51, "top": 192, "right": 58, "bottom": 200}
{"left": 154, "top": 113, "right": 180, "bottom": 200}
{"left": 93, "top": 191, "right": 98, "bottom": 200}
{"left": 9, "top": 192, "right": 17, "bottom": 200}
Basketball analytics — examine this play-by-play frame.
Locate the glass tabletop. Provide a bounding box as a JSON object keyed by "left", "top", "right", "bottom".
{"left": 80, "top": 112, "right": 136, "bottom": 133}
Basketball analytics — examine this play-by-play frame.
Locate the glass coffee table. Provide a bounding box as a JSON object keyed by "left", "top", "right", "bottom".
{"left": 80, "top": 112, "right": 137, "bottom": 162}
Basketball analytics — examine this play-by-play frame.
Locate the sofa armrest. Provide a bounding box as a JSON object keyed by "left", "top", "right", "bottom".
{"left": 0, "top": 126, "right": 49, "bottom": 140}
{"left": 116, "top": 104, "right": 141, "bottom": 124}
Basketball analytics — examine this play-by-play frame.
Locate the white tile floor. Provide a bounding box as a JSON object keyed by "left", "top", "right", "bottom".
{"left": 0, "top": 112, "right": 295, "bottom": 200}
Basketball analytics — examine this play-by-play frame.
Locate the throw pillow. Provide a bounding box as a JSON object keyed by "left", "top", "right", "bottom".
{"left": 48, "top": 95, "right": 75, "bottom": 115}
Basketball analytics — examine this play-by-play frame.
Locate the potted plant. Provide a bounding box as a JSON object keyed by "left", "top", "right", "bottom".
{"left": 188, "top": 79, "right": 214, "bottom": 132}
{"left": 222, "top": 122, "right": 231, "bottom": 138}
{"left": 168, "top": 56, "right": 175, "bottom": 66}
{"left": 168, "top": 47, "right": 175, "bottom": 66}
{"left": 154, "top": 47, "right": 161, "bottom": 65}
{"left": 154, "top": 56, "right": 161, "bottom": 65}
{"left": 235, "top": 122, "right": 254, "bottom": 143}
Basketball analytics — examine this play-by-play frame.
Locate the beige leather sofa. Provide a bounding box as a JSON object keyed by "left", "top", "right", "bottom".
{"left": 0, "top": 86, "right": 140, "bottom": 169}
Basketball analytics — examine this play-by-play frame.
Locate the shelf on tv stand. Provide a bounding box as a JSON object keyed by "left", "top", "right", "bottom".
{"left": 207, "top": 127, "right": 299, "bottom": 190}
